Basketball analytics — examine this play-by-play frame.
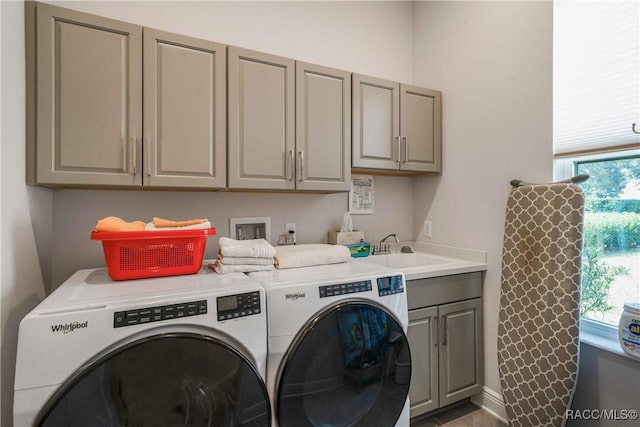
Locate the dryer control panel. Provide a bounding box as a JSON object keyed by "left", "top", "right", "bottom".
{"left": 319, "top": 280, "right": 373, "bottom": 298}
{"left": 217, "top": 291, "right": 261, "bottom": 321}
{"left": 377, "top": 275, "right": 404, "bottom": 296}
{"left": 114, "top": 300, "right": 207, "bottom": 328}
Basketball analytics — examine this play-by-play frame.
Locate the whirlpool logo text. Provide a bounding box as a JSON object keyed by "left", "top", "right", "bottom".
{"left": 285, "top": 292, "right": 305, "bottom": 301}
{"left": 51, "top": 321, "right": 88, "bottom": 334}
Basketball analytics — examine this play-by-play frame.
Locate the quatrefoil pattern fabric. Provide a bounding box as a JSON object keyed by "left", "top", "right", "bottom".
{"left": 498, "top": 183, "right": 584, "bottom": 427}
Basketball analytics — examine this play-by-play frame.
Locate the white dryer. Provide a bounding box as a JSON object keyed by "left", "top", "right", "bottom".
{"left": 14, "top": 267, "right": 271, "bottom": 427}
{"left": 250, "top": 262, "right": 411, "bottom": 427}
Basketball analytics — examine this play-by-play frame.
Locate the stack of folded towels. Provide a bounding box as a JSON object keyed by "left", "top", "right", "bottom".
{"left": 209, "top": 237, "right": 276, "bottom": 274}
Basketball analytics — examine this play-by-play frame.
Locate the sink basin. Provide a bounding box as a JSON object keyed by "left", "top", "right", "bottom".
{"left": 361, "top": 252, "right": 455, "bottom": 269}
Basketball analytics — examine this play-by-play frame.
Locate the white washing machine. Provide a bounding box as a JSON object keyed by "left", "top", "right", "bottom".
{"left": 14, "top": 267, "right": 271, "bottom": 427}
{"left": 249, "top": 262, "right": 411, "bottom": 427}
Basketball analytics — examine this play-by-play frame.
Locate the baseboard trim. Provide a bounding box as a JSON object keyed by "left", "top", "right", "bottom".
{"left": 471, "top": 386, "right": 508, "bottom": 424}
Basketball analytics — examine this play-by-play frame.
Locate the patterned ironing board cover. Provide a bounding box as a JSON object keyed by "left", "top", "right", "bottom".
{"left": 498, "top": 183, "right": 585, "bottom": 427}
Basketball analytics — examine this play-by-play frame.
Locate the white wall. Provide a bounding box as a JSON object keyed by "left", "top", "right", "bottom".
{"left": 411, "top": 0, "right": 553, "bottom": 401}
{"left": 1, "top": 1, "right": 52, "bottom": 426}
{"left": 58, "top": 0, "right": 414, "bottom": 83}
{"left": 1, "top": 1, "right": 416, "bottom": 424}
{"left": 568, "top": 343, "right": 640, "bottom": 427}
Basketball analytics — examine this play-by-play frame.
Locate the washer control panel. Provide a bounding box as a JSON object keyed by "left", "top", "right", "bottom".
{"left": 217, "top": 291, "right": 261, "bottom": 321}
{"left": 114, "top": 300, "right": 207, "bottom": 328}
{"left": 319, "top": 280, "right": 372, "bottom": 298}
{"left": 377, "top": 275, "right": 405, "bottom": 296}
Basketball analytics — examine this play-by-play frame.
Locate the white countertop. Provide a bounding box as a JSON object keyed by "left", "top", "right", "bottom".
{"left": 353, "top": 241, "right": 487, "bottom": 281}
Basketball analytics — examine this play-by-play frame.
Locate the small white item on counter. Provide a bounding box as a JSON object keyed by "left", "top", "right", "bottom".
{"left": 619, "top": 302, "right": 640, "bottom": 359}
{"left": 340, "top": 212, "right": 353, "bottom": 232}
{"left": 328, "top": 230, "right": 365, "bottom": 245}
{"left": 144, "top": 220, "right": 211, "bottom": 231}
{"left": 218, "top": 237, "right": 276, "bottom": 259}
{"left": 275, "top": 244, "right": 351, "bottom": 269}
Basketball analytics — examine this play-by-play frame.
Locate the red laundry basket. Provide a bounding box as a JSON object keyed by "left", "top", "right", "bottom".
{"left": 91, "top": 228, "right": 216, "bottom": 280}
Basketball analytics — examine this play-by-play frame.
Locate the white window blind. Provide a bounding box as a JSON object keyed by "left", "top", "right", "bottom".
{"left": 553, "top": 0, "right": 640, "bottom": 157}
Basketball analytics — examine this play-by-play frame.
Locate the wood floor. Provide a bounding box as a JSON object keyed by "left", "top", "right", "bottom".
{"left": 410, "top": 402, "right": 506, "bottom": 427}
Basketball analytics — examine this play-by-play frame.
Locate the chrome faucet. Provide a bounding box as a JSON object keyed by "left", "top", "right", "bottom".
{"left": 374, "top": 233, "right": 399, "bottom": 255}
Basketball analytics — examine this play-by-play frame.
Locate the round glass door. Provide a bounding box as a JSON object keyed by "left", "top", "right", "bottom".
{"left": 36, "top": 333, "right": 271, "bottom": 427}
{"left": 276, "top": 301, "right": 411, "bottom": 427}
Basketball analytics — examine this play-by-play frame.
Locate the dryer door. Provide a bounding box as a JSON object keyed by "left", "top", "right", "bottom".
{"left": 35, "top": 333, "right": 271, "bottom": 427}
{"left": 276, "top": 301, "right": 411, "bottom": 427}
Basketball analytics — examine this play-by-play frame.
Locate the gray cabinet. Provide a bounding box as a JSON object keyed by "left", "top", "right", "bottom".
{"left": 352, "top": 74, "right": 441, "bottom": 174}
{"left": 33, "top": 3, "right": 142, "bottom": 186}
{"left": 143, "top": 28, "right": 226, "bottom": 188}
{"left": 30, "top": 4, "right": 226, "bottom": 189}
{"left": 228, "top": 46, "right": 295, "bottom": 190}
{"left": 438, "top": 298, "right": 483, "bottom": 407}
{"left": 295, "top": 62, "right": 351, "bottom": 191}
{"left": 400, "top": 84, "right": 442, "bottom": 173}
{"left": 408, "top": 306, "right": 439, "bottom": 415}
{"left": 407, "top": 273, "right": 483, "bottom": 419}
{"left": 228, "top": 49, "right": 351, "bottom": 191}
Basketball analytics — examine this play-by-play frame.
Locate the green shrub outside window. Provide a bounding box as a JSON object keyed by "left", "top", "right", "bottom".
{"left": 576, "top": 156, "right": 640, "bottom": 324}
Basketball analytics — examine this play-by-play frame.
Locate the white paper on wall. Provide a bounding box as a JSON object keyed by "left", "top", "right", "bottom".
{"left": 349, "top": 175, "right": 374, "bottom": 214}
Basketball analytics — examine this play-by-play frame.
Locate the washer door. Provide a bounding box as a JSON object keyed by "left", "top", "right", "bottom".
{"left": 36, "top": 332, "right": 271, "bottom": 427}
{"left": 276, "top": 301, "right": 411, "bottom": 427}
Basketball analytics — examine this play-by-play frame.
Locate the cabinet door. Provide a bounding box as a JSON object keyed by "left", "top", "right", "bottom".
{"left": 36, "top": 3, "right": 142, "bottom": 186}
{"left": 408, "top": 306, "right": 439, "bottom": 418}
{"left": 400, "top": 84, "right": 442, "bottom": 173}
{"left": 228, "top": 46, "right": 295, "bottom": 190}
{"left": 352, "top": 74, "right": 399, "bottom": 170}
{"left": 295, "top": 62, "right": 351, "bottom": 191}
{"left": 143, "top": 29, "right": 226, "bottom": 188}
{"left": 438, "top": 298, "right": 483, "bottom": 407}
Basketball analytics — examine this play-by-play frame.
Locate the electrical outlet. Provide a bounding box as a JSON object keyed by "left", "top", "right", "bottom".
{"left": 286, "top": 223, "right": 296, "bottom": 233}
{"left": 423, "top": 220, "right": 432, "bottom": 238}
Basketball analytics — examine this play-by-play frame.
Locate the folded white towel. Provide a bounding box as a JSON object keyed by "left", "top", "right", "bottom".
{"left": 217, "top": 254, "right": 274, "bottom": 266}
{"left": 275, "top": 244, "right": 351, "bottom": 269}
{"left": 208, "top": 261, "right": 275, "bottom": 274}
{"left": 218, "top": 237, "right": 276, "bottom": 259}
{"left": 145, "top": 221, "right": 212, "bottom": 231}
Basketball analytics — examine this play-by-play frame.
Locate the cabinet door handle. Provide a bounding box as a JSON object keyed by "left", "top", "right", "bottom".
{"left": 145, "top": 138, "right": 151, "bottom": 177}
{"left": 442, "top": 315, "right": 448, "bottom": 346}
{"left": 130, "top": 137, "right": 137, "bottom": 176}
{"left": 298, "top": 150, "right": 304, "bottom": 182}
{"left": 288, "top": 150, "right": 294, "bottom": 181}
{"left": 122, "top": 138, "right": 128, "bottom": 174}
{"left": 433, "top": 315, "right": 439, "bottom": 348}
{"left": 395, "top": 136, "right": 401, "bottom": 165}
{"left": 402, "top": 136, "right": 408, "bottom": 163}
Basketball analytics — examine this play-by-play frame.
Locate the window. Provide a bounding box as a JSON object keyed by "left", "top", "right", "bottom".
{"left": 556, "top": 154, "right": 640, "bottom": 330}
{"left": 554, "top": 0, "right": 640, "bottom": 340}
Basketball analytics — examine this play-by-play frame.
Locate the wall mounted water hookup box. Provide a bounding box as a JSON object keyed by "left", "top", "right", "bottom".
{"left": 230, "top": 217, "right": 271, "bottom": 241}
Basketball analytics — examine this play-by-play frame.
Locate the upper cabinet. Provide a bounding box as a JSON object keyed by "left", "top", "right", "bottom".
{"left": 143, "top": 28, "right": 226, "bottom": 188}
{"left": 295, "top": 62, "right": 351, "bottom": 191}
{"left": 352, "top": 74, "right": 442, "bottom": 174}
{"left": 33, "top": 3, "right": 142, "bottom": 186}
{"left": 28, "top": 3, "right": 439, "bottom": 190}
{"left": 29, "top": 4, "right": 226, "bottom": 188}
{"left": 227, "top": 47, "right": 296, "bottom": 190}
{"left": 228, "top": 48, "right": 351, "bottom": 191}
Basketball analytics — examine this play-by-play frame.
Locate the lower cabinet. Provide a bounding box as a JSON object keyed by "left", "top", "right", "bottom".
{"left": 407, "top": 274, "right": 483, "bottom": 419}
